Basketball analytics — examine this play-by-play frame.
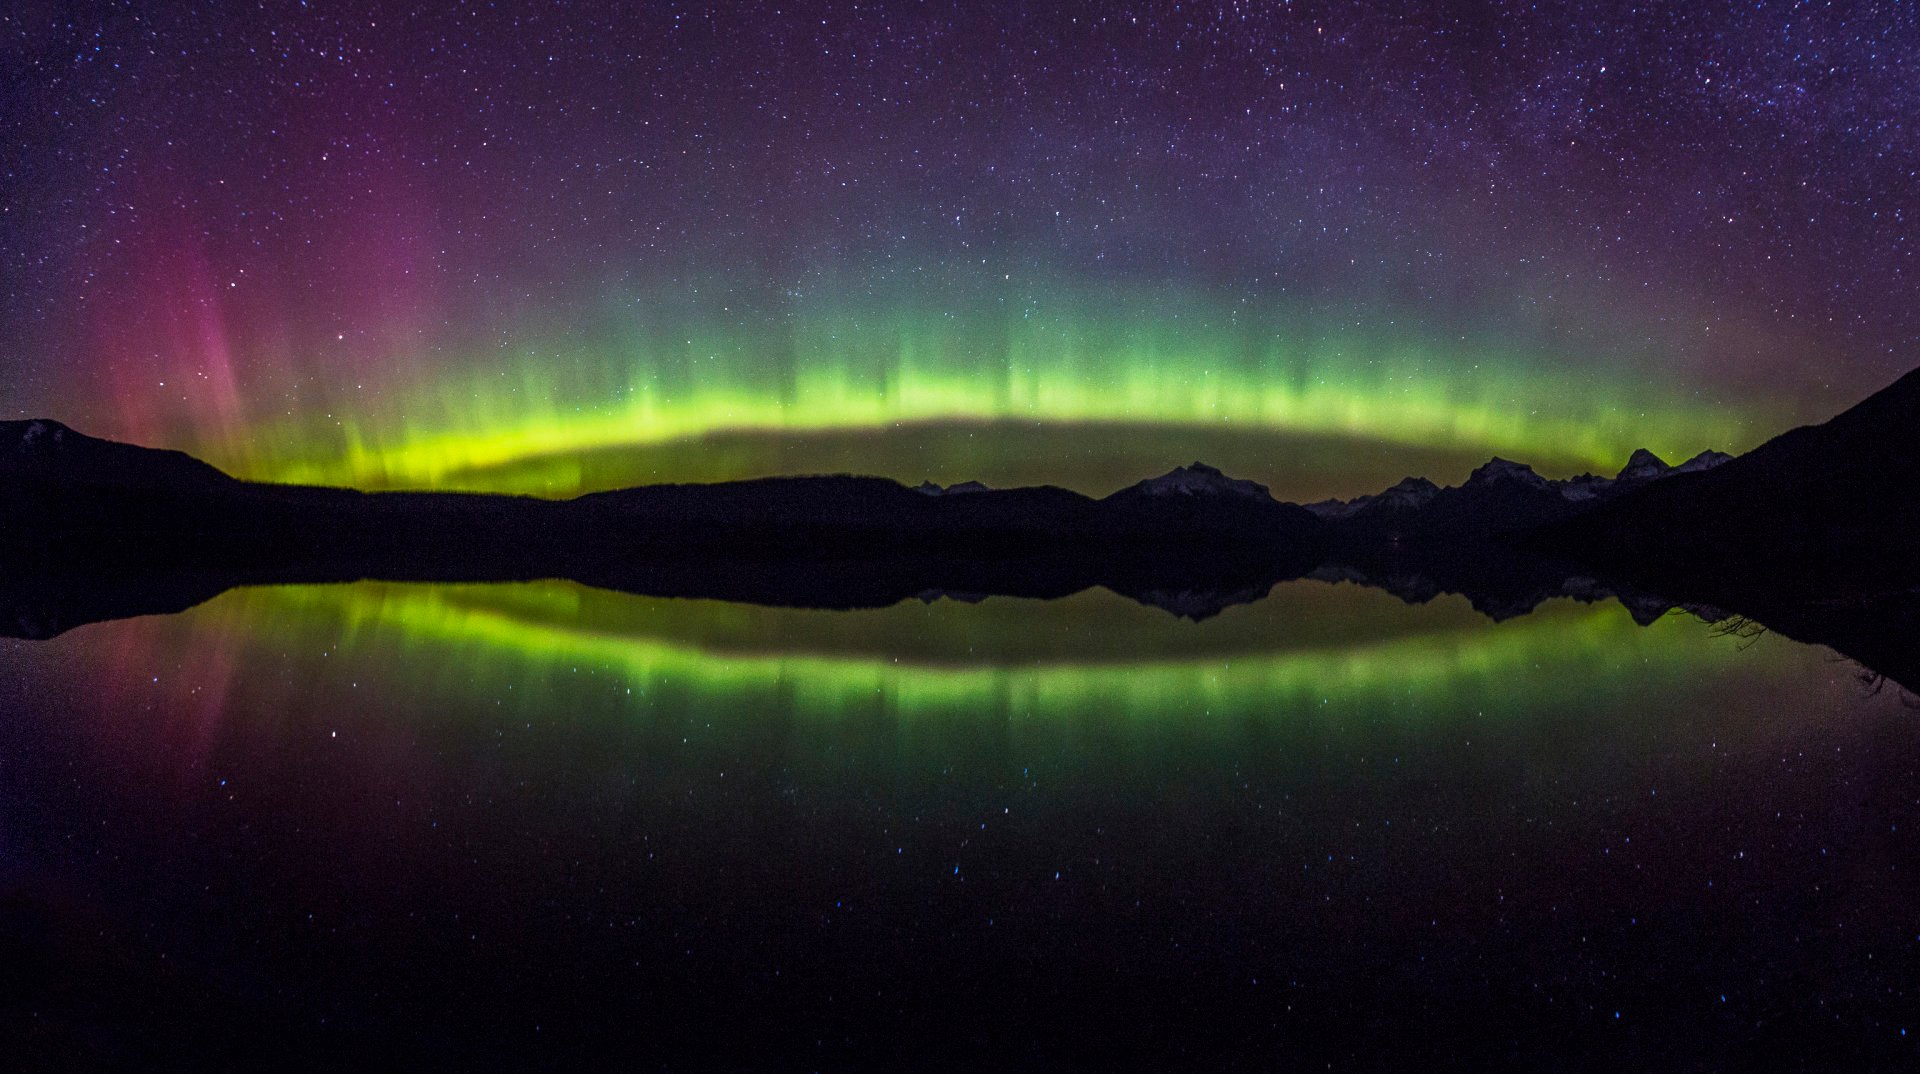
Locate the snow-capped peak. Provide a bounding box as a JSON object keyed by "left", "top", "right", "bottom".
{"left": 1465, "top": 457, "right": 1551, "bottom": 490}
{"left": 10, "top": 419, "right": 69, "bottom": 453}
{"left": 1615, "top": 448, "right": 1670, "bottom": 483}
{"left": 1558, "top": 473, "right": 1614, "bottom": 501}
{"left": 1378, "top": 476, "right": 1440, "bottom": 506}
{"left": 1305, "top": 480, "right": 1443, "bottom": 522}
{"left": 1305, "top": 475, "right": 1442, "bottom": 519}
{"left": 1132, "top": 462, "right": 1273, "bottom": 500}
{"left": 1674, "top": 449, "right": 1733, "bottom": 473}
{"left": 913, "top": 479, "right": 992, "bottom": 496}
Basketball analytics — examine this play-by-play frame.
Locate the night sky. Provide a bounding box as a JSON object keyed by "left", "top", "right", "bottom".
{"left": 3, "top": 1, "right": 1915, "bottom": 497}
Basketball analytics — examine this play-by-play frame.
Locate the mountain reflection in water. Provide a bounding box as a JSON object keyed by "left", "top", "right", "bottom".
{"left": 3, "top": 578, "right": 1917, "bottom": 1070}
{"left": 50, "top": 579, "right": 1783, "bottom": 730}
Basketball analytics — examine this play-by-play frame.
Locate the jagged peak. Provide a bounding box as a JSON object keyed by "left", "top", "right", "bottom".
{"left": 1559, "top": 472, "right": 1615, "bottom": 501}
{"left": 1131, "top": 462, "right": 1273, "bottom": 500}
{"left": 1466, "top": 457, "right": 1550, "bottom": 489}
{"left": 1616, "top": 448, "right": 1671, "bottom": 481}
{"left": 1303, "top": 474, "right": 1438, "bottom": 519}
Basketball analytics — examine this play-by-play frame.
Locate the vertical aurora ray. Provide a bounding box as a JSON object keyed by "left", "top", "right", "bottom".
{"left": 7, "top": 2, "right": 1909, "bottom": 505}
{"left": 191, "top": 281, "right": 1770, "bottom": 496}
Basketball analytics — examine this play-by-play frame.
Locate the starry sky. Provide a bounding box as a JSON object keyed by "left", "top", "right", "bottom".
{"left": 2, "top": 1, "right": 1915, "bottom": 498}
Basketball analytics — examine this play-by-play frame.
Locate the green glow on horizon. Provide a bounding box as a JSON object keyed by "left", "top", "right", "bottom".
{"left": 207, "top": 286, "right": 1764, "bottom": 495}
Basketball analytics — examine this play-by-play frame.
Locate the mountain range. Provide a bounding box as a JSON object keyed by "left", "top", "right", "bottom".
{"left": 1303, "top": 446, "right": 1734, "bottom": 541}
{"left": 5, "top": 367, "right": 1919, "bottom": 685}
{"left": 1539, "top": 367, "right": 1920, "bottom": 597}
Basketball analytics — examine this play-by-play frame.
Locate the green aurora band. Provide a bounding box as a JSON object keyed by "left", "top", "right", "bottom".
{"left": 214, "top": 286, "right": 1767, "bottom": 495}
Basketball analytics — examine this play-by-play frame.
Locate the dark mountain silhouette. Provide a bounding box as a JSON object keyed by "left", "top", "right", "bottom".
{"left": 0, "top": 425, "right": 1329, "bottom": 633}
{"left": 2, "top": 419, "right": 233, "bottom": 487}
{"left": 1307, "top": 446, "right": 1731, "bottom": 541}
{"left": 2, "top": 422, "right": 1327, "bottom": 570}
{"left": 5, "top": 370, "right": 1918, "bottom": 692}
{"left": 1535, "top": 366, "right": 1920, "bottom": 597}
{"left": 572, "top": 461, "right": 1323, "bottom": 557}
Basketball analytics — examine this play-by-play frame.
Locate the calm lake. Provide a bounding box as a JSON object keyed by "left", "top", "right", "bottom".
{"left": 4, "top": 580, "right": 1917, "bottom": 1068}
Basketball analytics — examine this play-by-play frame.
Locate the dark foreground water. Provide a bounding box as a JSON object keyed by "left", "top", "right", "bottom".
{"left": 2, "top": 580, "right": 1917, "bottom": 1070}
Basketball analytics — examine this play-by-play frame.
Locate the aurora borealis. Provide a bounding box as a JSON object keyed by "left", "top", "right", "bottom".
{"left": 13, "top": 7, "right": 1920, "bottom": 1065}
{"left": 5, "top": 3, "right": 1916, "bottom": 495}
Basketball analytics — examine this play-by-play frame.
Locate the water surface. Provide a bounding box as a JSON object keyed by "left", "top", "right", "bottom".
{"left": 3, "top": 580, "right": 1916, "bottom": 1068}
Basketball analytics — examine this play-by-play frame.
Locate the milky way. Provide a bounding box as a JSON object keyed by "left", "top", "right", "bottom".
{"left": 3, "top": 2, "right": 1914, "bottom": 495}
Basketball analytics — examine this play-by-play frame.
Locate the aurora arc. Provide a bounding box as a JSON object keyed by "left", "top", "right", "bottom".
{"left": 191, "top": 288, "right": 1765, "bottom": 496}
